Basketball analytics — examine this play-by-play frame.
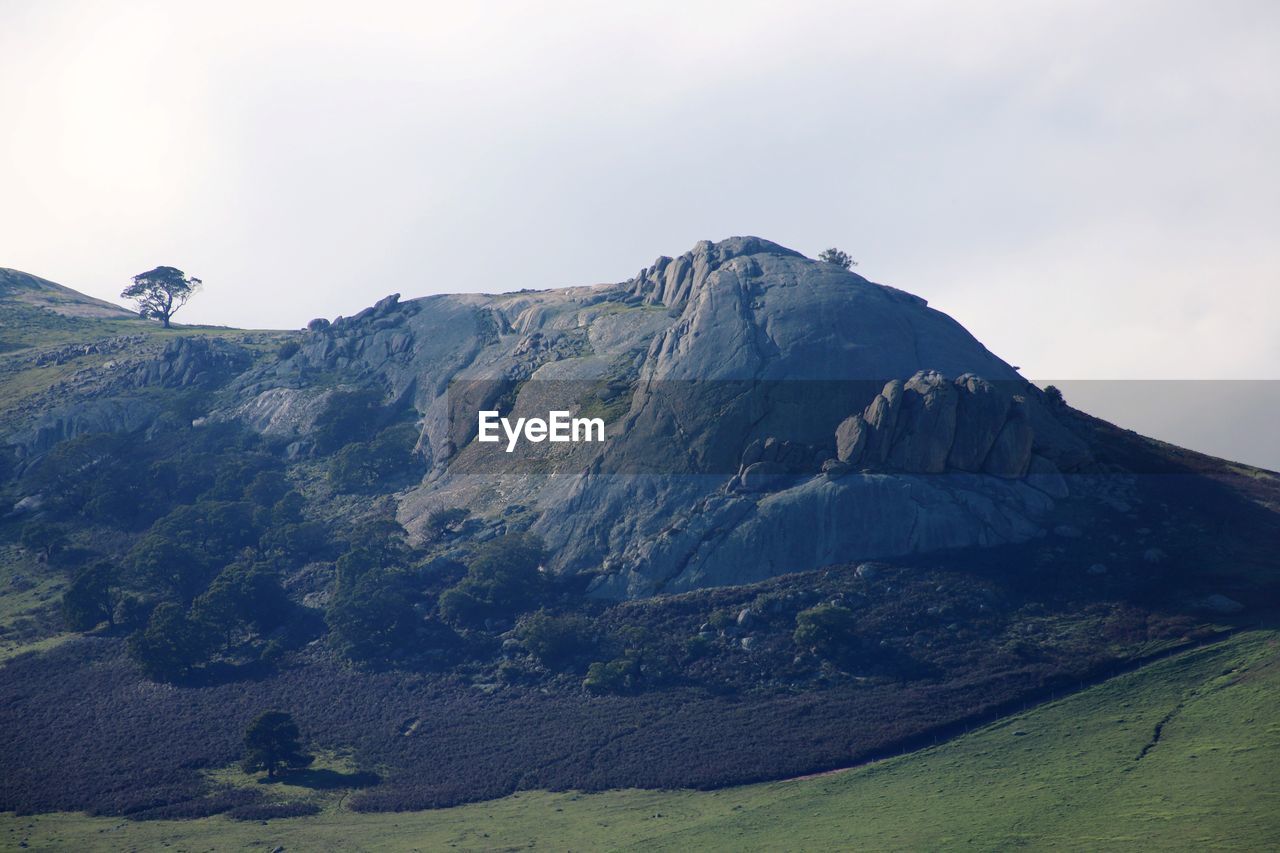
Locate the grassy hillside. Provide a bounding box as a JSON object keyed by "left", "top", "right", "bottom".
{"left": 4, "top": 629, "right": 1275, "bottom": 851}
{"left": 0, "top": 545, "right": 70, "bottom": 661}
{"left": 0, "top": 269, "right": 289, "bottom": 420}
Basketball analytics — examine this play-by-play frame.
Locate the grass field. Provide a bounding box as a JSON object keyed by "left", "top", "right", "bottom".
{"left": 0, "top": 294, "right": 292, "bottom": 414}
{"left": 0, "top": 548, "right": 68, "bottom": 663}
{"left": 3, "top": 629, "right": 1276, "bottom": 851}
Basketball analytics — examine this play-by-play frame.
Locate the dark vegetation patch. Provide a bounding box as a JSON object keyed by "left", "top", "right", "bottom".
{"left": 0, "top": 558, "right": 1230, "bottom": 816}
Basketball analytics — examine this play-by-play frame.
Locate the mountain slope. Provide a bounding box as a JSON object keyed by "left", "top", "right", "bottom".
{"left": 0, "top": 268, "right": 134, "bottom": 320}
{"left": 191, "top": 236, "right": 1092, "bottom": 596}
{"left": 5, "top": 629, "right": 1275, "bottom": 850}
{"left": 0, "top": 239, "right": 1276, "bottom": 823}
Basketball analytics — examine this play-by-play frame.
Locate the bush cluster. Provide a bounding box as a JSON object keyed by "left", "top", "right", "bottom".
{"left": 328, "top": 422, "right": 421, "bottom": 492}
{"left": 438, "top": 533, "right": 545, "bottom": 627}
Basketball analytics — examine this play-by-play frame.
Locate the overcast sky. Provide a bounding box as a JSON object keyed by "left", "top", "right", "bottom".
{"left": 2, "top": 0, "right": 1277, "bottom": 388}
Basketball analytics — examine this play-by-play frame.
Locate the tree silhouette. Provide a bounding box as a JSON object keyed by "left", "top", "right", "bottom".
{"left": 818, "top": 248, "right": 856, "bottom": 269}
{"left": 121, "top": 266, "right": 202, "bottom": 328}
{"left": 127, "top": 602, "right": 213, "bottom": 681}
{"left": 242, "top": 711, "right": 313, "bottom": 779}
{"left": 62, "top": 561, "right": 120, "bottom": 631}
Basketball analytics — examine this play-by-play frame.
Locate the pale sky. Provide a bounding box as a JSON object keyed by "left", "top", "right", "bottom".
{"left": 2, "top": 0, "right": 1278, "bottom": 385}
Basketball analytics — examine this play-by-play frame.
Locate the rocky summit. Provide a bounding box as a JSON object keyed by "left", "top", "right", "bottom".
{"left": 233, "top": 236, "right": 1102, "bottom": 596}
{"left": 5, "top": 238, "right": 1106, "bottom": 598}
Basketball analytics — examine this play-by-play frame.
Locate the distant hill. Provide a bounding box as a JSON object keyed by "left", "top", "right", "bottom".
{"left": 0, "top": 268, "right": 135, "bottom": 319}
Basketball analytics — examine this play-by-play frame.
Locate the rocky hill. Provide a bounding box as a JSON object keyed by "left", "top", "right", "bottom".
{"left": 6, "top": 239, "right": 1110, "bottom": 594}
{"left": 1, "top": 237, "right": 1276, "bottom": 819}
{"left": 2, "top": 239, "right": 1274, "bottom": 599}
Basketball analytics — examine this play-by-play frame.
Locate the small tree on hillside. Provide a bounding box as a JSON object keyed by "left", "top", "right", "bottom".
{"left": 122, "top": 266, "right": 202, "bottom": 328}
{"left": 20, "top": 521, "right": 65, "bottom": 562}
{"left": 794, "top": 603, "right": 861, "bottom": 661}
{"left": 63, "top": 561, "right": 120, "bottom": 631}
{"left": 326, "top": 572, "right": 420, "bottom": 663}
{"left": 438, "top": 533, "right": 544, "bottom": 627}
{"left": 242, "top": 711, "right": 313, "bottom": 779}
{"left": 818, "top": 248, "right": 856, "bottom": 270}
{"left": 128, "top": 602, "right": 213, "bottom": 680}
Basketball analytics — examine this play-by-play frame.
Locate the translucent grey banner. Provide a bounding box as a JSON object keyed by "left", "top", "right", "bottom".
{"left": 1038, "top": 380, "right": 1280, "bottom": 473}
{"left": 436, "top": 378, "right": 1280, "bottom": 476}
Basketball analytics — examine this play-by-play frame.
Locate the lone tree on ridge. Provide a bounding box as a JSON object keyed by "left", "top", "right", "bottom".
{"left": 818, "top": 248, "right": 856, "bottom": 270}
{"left": 121, "top": 266, "right": 202, "bottom": 328}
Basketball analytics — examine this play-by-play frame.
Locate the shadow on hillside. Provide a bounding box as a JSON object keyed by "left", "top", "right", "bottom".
{"left": 266, "top": 768, "right": 381, "bottom": 790}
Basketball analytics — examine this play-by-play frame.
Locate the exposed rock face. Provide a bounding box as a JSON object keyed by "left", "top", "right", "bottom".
{"left": 948, "top": 374, "right": 1010, "bottom": 470}
{"left": 887, "top": 371, "right": 957, "bottom": 473}
{"left": 858, "top": 380, "right": 904, "bottom": 465}
{"left": 834, "top": 414, "right": 866, "bottom": 463}
{"left": 6, "top": 336, "right": 254, "bottom": 458}
{"left": 657, "top": 472, "right": 1056, "bottom": 593}
{"left": 346, "top": 237, "right": 1087, "bottom": 597}
{"left": 126, "top": 338, "right": 253, "bottom": 390}
{"left": 625, "top": 237, "right": 807, "bottom": 310}
{"left": 835, "top": 371, "right": 1044, "bottom": 480}
{"left": 19, "top": 397, "right": 163, "bottom": 457}
{"left": 4, "top": 238, "right": 1098, "bottom": 599}
{"left": 983, "top": 402, "right": 1034, "bottom": 478}
{"left": 1026, "top": 455, "right": 1069, "bottom": 498}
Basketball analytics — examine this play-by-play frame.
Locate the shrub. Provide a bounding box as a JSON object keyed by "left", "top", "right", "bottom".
{"left": 427, "top": 507, "right": 470, "bottom": 540}
{"left": 583, "top": 658, "right": 636, "bottom": 694}
{"left": 438, "top": 533, "right": 544, "bottom": 627}
{"left": 128, "top": 603, "right": 214, "bottom": 681}
{"left": 326, "top": 573, "right": 421, "bottom": 664}
{"left": 516, "top": 610, "right": 596, "bottom": 669}
{"left": 0, "top": 559, "right": 1202, "bottom": 818}
{"left": 259, "top": 521, "right": 329, "bottom": 565}
{"left": 21, "top": 521, "right": 67, "bottom": 561}
{"left": 113, "top": 594, "right": 150, "bottom": 630}
{"left": 707, "top": 609, "right": 735, "bottom": 630}
{"left": 327, "top": 424, "right": 420, "bottom": 492}
{"left": 818, "top": 247, "right": 856, "bottom": 269}
{"left": 243, "top": 470, "right": 290, "bottom": 507}
{"left": 192, "top": 561, "right": 292, "bottom": 649}
{"left": 20, "top": 433, "right": 132, "bottom": 519}
{"left": 127, "top": 789, "right": 257, "bottom": 821}
{"left": 129, "top": 500, "right": 259, "bottom": 603}
{"left": 277, "top": 340, "right": 301, "bottom": 361}
{"left": 271, "top": 491, "right": 306, "bottom": 525}
{"left": 794, "top": 603, "right": 861, "bottom": 663}
{"left": 684, "top": 634, "right": 713, "bottom": 660}
{"left": 313, "top": 389, "right": 386, "bottom": 454}
{"left": 306, "top": 317, "right": 331, "bottom": 332}
{"left": 63, "top": 561, "right": 120, "bottom": 632}
{"left": 437, "top": 586, "right": 484, "bottom": 627}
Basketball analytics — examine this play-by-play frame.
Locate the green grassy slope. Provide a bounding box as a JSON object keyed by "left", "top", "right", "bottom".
{"left": 0, "top": 271, "right": 289, "bottom": 417}
{"left": 4, "top": 630, "right": 1276, "bottom": 851}
{"left": 0, "top": 546, "right": 70, "bottom": 662}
